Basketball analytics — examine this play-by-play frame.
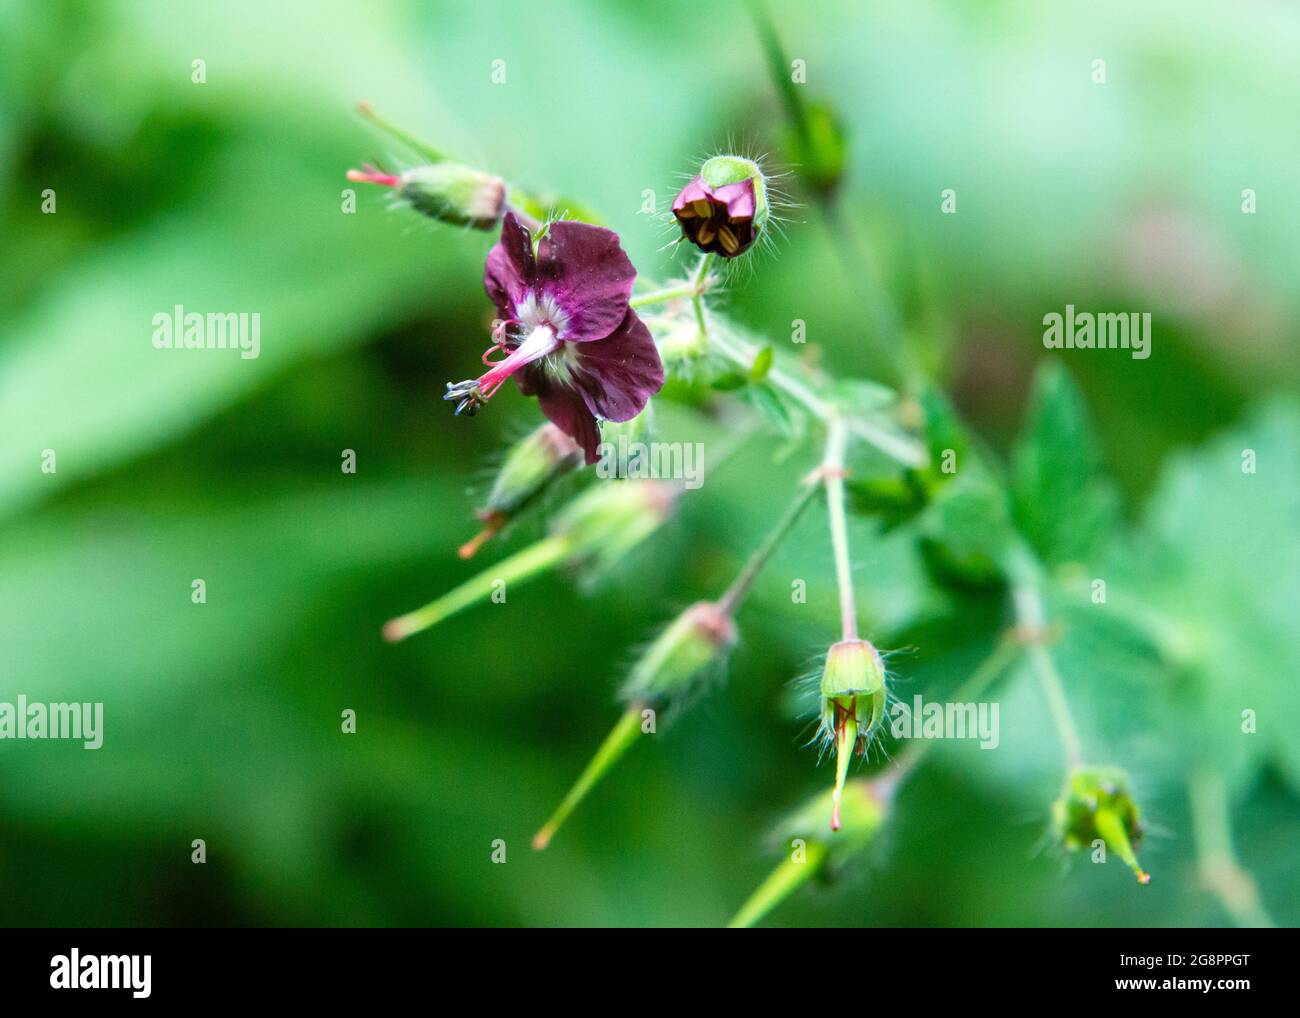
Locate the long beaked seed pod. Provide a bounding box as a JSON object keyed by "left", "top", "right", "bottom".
{"left": 532, "top": 600, "right": 737, "bottom": 850}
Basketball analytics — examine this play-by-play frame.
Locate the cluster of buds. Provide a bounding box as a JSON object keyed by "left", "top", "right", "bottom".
{"left": 817, "top": 639, "right": 888, "bottom": 830}
{"left": 1052, "top": 765, "right": 1150, "bottom": 884}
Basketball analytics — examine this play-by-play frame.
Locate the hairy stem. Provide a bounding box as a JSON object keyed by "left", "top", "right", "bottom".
{"left": 382, "top": 534, "right": 570, "bottom": 642}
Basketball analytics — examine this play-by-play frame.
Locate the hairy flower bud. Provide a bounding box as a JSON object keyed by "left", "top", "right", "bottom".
{"left": 459, "top": 423, "right": 584, "bottom": 558}
{"left": 347, "top": 162, "right": 506, "bottom": 229}
{"left": 817, "top": 639, "right": 888, "bottom": 830}
{"left": 1052, "top": 765, "right": 1150, "bottom": 884}
{"left": 672, "top": 155, "right": 770, "bottom": 258}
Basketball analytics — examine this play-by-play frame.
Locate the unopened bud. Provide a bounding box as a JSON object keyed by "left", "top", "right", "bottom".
{"left": 1052, "top": 765, "right": 1150, "bottom": 885}
{"left": 817, "top": 639, "right": 888, "bottom": 830}
{"left": 347, "top": 162, "right": 506, "bottom": 229}
{"left": 672, "top": 155, "right": 769, "bottom": 258}
{"left": 459, "top": 423, "right": 584, "bottom": 558}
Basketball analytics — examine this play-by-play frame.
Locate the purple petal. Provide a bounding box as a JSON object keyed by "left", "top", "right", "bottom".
{"left": 572, "top": 310, "right": 664, "bottom": 423}
{"left": 671, "top": 176, "right": 709, "bottom": 212}
{"left": 534, "top": 220, "right": 636, "bottom": 343}
{"left": 484, "top": 212, "right": 535, "bottom": 316}
{"left": 535, "top": 385, "right": 602, "bottom": 464}
{"left": 713, "top": 179, "right": 756, "bottom": 220}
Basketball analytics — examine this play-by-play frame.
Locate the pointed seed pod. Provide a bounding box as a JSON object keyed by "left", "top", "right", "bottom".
{"left": 729, "top": 778, "right": 888, "bottom": 928}
{"left": 533, "top": 600, "right": 737, "bottom": 851}
{"left": 817, "top": 638, "right": 887, "bottom": 830}
{"left": 459, "top": 423, "right": 584, "bottom": 558}
{"left": 1052, "top": 765, "right": 1150, "bottom": 884}
{"left": 347, "top": 162, "right": 506, "bottom": 229}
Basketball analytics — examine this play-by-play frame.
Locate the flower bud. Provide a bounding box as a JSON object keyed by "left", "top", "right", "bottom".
{"left": 817, "top": 639, "right": 888, "bottom": 830}
{"left": 672, "top": 155, "right": 769, "bottom": 258}
{"left": 347, "top": 162, "right": 506, "bottom": 229}
{"left": 458, "top": 423, "right": 584, "bottom": 559}
{"left": 620, "top": 600, "right": 737, "bottom": 706}
{"left": 1052, "top": 765, "right": 1150, "bottom": 884}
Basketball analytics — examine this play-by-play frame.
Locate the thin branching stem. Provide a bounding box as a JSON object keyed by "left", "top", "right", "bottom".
{"left": 717, "top": 477, "right": 819, "bottom": 617}
{"left": 1010, "top": 571, "right": 1084, "bottom": 771}
{"left": 1188, "top": 767, "right": 1277, "bottom": 928}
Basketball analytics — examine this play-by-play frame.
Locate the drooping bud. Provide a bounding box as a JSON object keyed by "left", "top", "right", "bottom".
{"left": 1052, "top": 765, "right": 1151, "bottom": 884}
{"left": 533, "top": 599, "right": 737, "bottom": 851}
{"left": 817, "top": 639, "right": 887, "bottom": 831}
{"left": 459, "top": 423, "right": 584, "bottom": 559}
{"left": 347, "top": 162, "right": 505, "bottom": 229}
{"left": 728, "top": 778, "right": 888, "bottom": 928}
{"left": 382, "top": 479, "right": 677, "bottom": 642}
{"left": 672, "top": 155, "right": 769, "bottom": 258}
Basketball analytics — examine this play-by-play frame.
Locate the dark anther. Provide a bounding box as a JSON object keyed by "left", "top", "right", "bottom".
{"left": 444, "top": 379, "right": 485, "bottom": 417}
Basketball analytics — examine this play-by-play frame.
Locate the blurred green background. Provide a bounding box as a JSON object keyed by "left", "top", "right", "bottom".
{"left": 1, "top": 0, "right": 1297, "bottom": 927}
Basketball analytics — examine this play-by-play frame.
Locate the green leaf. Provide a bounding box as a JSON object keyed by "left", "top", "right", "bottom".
{"left": 748, "top": 345, "right": 774, "bottom": 382}
{"left": 1103, "top": 400, "right": 1300, "bottom": 792}
{"left": 1011, "top": 361, "right": 1119, "bottom": 566}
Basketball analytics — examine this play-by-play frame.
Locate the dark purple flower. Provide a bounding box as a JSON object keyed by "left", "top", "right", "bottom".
{"left": 672, "top": 175, "right": 759, "bottom": 258}
{"left": 444, "top": 213, "right": 664, "bottom": 464}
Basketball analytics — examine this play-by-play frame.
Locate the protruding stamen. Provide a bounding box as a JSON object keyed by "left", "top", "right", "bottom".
{"left": 443, "top": 379, "right": 485, "bottom": 416}
{"left": 475, "top": 325, "right": 559, "bottom": 398}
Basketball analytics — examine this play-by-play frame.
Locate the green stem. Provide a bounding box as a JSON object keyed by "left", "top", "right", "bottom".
{"left": 356, "top": 101, "right": 447, "bottom": 164}
{"left": 727, "top": 840, "right": 830, "bottom": 928}
{"left": 1188, "top": 767, "right": 1277, "bottom": 928}
{"left": 821, "top": 417, "right": 858, "bottom": 641}
{"left": 716, "top": 478, "right": 819, "bottom": 616}
{"left": 1010, "top": 572, "right": 1084, "bottom": 770}
{"left": 629, "top": 280, "right": 705, "bottom": 310}
{"left": 383, "top": 534, "right": 570, "bottom": 642}
{"left": 532, "top": 704, "right": 646, "bottom": 850}
{"left": 689, "top": 252, "right": 712, "bottom": 335}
